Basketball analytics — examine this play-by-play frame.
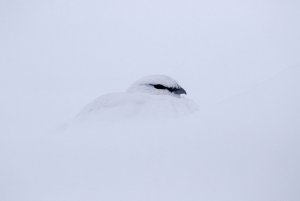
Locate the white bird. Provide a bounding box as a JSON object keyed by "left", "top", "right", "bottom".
{"left": 127, "top": 75, "right": 187, "bottom": 97}
{"left": 76, "top": 75, "right": 198, "bottom": 121}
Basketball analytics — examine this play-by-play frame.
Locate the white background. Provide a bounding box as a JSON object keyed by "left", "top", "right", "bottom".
{"left": 0, "top": 0, "right": 299, "bottom": 200}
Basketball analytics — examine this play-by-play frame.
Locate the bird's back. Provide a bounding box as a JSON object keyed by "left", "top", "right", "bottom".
{"left": 76, "top": 92, "right": 197, "bottom": 122}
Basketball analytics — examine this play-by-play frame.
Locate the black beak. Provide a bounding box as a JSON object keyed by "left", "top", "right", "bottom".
{"left": 174, "top": 87, "right": 187, "bottom": 95}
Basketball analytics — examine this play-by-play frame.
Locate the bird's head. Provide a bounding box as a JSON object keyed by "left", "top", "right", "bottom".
{"left": 127, "top": 75, "right": 187, "bottom": 97}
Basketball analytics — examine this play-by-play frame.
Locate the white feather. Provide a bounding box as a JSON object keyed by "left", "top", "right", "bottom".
{"left": 76, "top": 75, "right": 198, "bottom": 121}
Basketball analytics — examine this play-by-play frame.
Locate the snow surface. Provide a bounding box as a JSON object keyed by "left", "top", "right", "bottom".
{"left": 1, "top": 0, "right": 300, "bottom": 201}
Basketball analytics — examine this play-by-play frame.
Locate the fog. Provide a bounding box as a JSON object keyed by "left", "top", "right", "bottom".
{"left": 0, "top": 0, "right": 299, "bottom": 200}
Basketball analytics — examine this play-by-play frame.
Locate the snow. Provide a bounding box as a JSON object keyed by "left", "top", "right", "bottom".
{"left": 1, "top": 0, "right": 300, "bottom": 201}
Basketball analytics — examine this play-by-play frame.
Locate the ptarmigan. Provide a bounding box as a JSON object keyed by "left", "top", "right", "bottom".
{"left": 76, "top": 75, "right": 198, "bottom": 121}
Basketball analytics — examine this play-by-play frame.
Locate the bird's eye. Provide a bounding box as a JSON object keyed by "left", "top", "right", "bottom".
{"left": 150, "top": 84, "right": 183, "bottom": 94}
{"left": 152, "top": 84, "right": 168, "bottom": 90}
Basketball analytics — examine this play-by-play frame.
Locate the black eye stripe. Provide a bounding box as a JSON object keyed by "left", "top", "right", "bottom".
{"left": 150, "top": 84, "right": 177, "bottom": 92}
{"left": 152, "top": 84, "right": 168, "bottom": 90}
